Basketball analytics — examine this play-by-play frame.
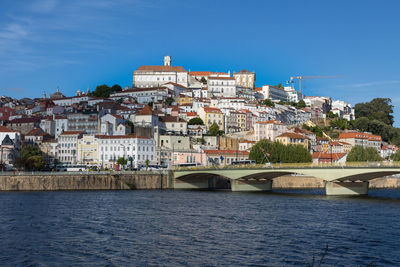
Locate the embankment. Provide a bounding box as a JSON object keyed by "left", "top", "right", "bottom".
{"left": 0, "top": 172, "right": 172, "bottom": 191}
{"left": 272, "top": 175, "right": 400, "bottom": 188}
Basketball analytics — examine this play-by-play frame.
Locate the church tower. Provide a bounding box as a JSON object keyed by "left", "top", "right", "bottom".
{"left": 164, "top": 55, "right": 171, "bottom": 66}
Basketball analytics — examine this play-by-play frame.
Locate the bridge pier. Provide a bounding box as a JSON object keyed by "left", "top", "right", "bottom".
{"left": 174, "top": 177, "right": 216, "bottom": 190}
{"left": 325, "top": 181, "right": 369, "bottom": 196}
{"left": 231, "top": 179, "right": 272, "bottom": 192}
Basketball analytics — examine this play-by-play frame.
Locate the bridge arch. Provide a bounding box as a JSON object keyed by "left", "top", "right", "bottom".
{"left": 174, "top": 172, "right": 231, "bottom": 190}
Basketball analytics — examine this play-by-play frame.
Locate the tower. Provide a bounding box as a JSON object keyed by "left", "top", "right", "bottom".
{"left": 164, "top": 55, "right": 171, "bottom": 66}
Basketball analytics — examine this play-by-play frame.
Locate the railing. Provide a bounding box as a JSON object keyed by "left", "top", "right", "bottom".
{"left": 0, "top": 170, "right": 169, "bottom": 176}
{"left": 173, "top": 161, "right": 400, "bottom": 171}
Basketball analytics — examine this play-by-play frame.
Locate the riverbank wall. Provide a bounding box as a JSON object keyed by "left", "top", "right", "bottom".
{"left": 0, "top": 173, "right": 399, "bottom": 191}
{"left": 272, "top": 175, "right": 400, "bottom": 188}
{"left": 0, "top": 172, "right": 172, "bottom": 191}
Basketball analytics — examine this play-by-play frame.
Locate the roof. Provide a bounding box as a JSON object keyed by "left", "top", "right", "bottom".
{"left": 202, "top": 107, "right": 222, "bottom": 113}
{"left": 0, "top": 126, "right": 18, "bottom": 133}
{"left": 189, "top": 71, "right": 212, "bottom": 76}
{"left": 186, "top": 112, "right": 197, "bottom": 116}
{"left": 234, "top": 69, "right": 253, "bottom": 74}
{"left": 277, "top": 132, "right": 308, "bottom": 139}
{"left": 163, "top": 82, "right": 187, "bottom": 88}
{"left": 26, "top": 128, "right": 43, "bottom": 136}
{"left": 136, "top": 65, "right": 186, "bottom": 72}
{"left": 95, "top": 134, "right": 151, "bottom": 140}
{"left": 159, "top": 116, "right": 186, "bottom": 123}
{"left": 338, "top": 132, "right": 382, "bottom": 141}
{"left": 9, "top": 117, "right": 40, "bottom": 124}
{"left": 60, "top": 131, "right": 84, "bottom": 135}
{"left": 204, "top": 149, "right": 249, "bottom": 155}
{"left": 110, "top": 114, "right": 124, "bottom": 119}
{"left": 137, "top": 105, "right": 153, "bottom": 116}
{"left": 208, "top": 76, "right": 235, "bottom": 80}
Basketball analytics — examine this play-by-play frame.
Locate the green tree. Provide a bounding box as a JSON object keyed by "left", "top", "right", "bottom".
{"left": 276, "top": 83, "right": 283, "bottom": 88}
{"left": 111, "top": 84, "right": 122, "bottom": 93}
{"left": 297, "top": 99, "right": 306, "bottom": 108}
{"left": 28, "top": 155, "right": 45, "bottom": 170}
{"left": 249, "top": 139, "right": 312, "bottom": 164}
{"left": 209, "top": 123, "right": 220, "bottom": 136}
{"left": 392, "top": 150, "right": 400, "bottom": 161}
{"left": 90, "top": 84, "right": 111, "bottom": 98}
{"left": 346, "top": 146, "right": 381, "bottom": 162}
{"left": 164, "top": 97, "right": 175, "bottom": 106}
{"left": 188, "top": 117, "right": 204, "bottom": 125}
{"left": 117, "top": 157, "right": 127, "bottom": 166}
{"left": 355, "top": 98, "right": 394, "bottom": 126}
{"left": 200, "top": 77, "right": 207, "bottom": 84}
{"left": 330, "top": 119, "right": 350, "bottom": 130}
{"left": 328, "top": 111, "right": 338, "bottom": 118}
{"left": 264, "top": 98, "right": 275, "bottom": 107}
{"left": 145, "top": 159, "right": 150, "bottom": 170}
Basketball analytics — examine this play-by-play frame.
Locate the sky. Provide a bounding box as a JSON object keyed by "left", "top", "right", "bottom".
{"left": 0, "top": 0, "right": 400, "bottom": 125}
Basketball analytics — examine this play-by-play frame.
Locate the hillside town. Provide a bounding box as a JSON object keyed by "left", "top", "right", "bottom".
{"left": 0, "top": 56, "right": 397, "bottom": 170}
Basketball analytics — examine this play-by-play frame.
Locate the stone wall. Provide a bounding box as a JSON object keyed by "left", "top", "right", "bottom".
{"left": 0, "top": 172, "right": 172, "bottom": 191}
{"left": 271, "top": 175, "right": 400, "bottom": 188}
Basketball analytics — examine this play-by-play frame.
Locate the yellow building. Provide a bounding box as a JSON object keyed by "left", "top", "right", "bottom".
{"left": 276, "top": 132, "right": 309, "bottom": 150}
{"left": 77, "top": 135, "right": 99, "bottom": 166}
{"left": 177, "top": 94, "right": 193, "bottom": 105}
{"left": 197, "top": 107, "right": 225, "bottom": 132}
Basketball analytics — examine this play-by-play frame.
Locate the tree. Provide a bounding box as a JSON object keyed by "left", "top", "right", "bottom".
{"left": 90, "top": 84, "right": 111, "bottom": 98}
{"left": 392, "top": 151, "right": 400, "bottom": 161}
{"left": 117, "top": 157, "right": 127, "bottom": 166}
{"left": 249, "top": 139, "right": 312, "bottom": 164}
{"left": 111, "top": 84, "right": 122, "bottom": 93}
{"left": 276, "top": 83, "right": 283, "bottom": 88}
{"left": 19, "top": 145, "right": 44, "bottom": 170}
{"left": 145, "top": 159, "right": 150, "bottom": 170}
{"left": 328, "top": 111, "right": 338, "bottom": 118}
{"left": 209, "top": 123, "right": 220, "bottom": 136}
{"left": 330, "top": 119, "right": 350, "bottom": 130}
{"left": 200, "top": 77, "right": 207, "bottom": 84}
{"left": 188, "top": 117, "right": 204, "bottom": 125}
{"left": 264, "top": 98, "right": 274, "bottom": 107}
{"left": 355, "top": 98, "right": 394, "bottom": 126}
{"left": 297, "top": 99, "right": 306, "bottom": 108}
{"left": 116, "top": 98, "right": 123, "bottom": 104}
{"left": 164, "top": 97, "right": 175, "bottom": 106}
{"left": 346, "top": 146, "right": 381, "bottom": 162}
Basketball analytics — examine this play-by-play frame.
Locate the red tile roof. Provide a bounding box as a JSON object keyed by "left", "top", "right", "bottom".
{"left": 137, "top": 105, "right": 153, "bottom": 116}
{"left": 277, "top": 132, "right": 308, "bottom": 139}
{"left": 208, "top": 76, "right": 235, "bottom": 80}
{"left": 339, "top": 132, "right": 382, "bottom": 141}
{"left": 256, "top": 120, "right": 282, "bottom": 124}
{"left": 189, "top": 71, "right": 213, "bottom": 76}
{"left": 203, "top": 107, "right": 222, "bottom": 113}
{"left": 0, "top": 126, "right": 18, "bottom": 133}
{"left": 136, "top": 65, "right": 186, "bottom": 72}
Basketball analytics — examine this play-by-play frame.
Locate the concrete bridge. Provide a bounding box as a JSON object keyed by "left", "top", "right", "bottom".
{"left": 173, "top": 167, "right": 400, "bottom": 195}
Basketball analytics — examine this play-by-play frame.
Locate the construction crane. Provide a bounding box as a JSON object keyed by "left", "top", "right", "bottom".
{"left": 288, "top": 76, "right": 342, "bottom": 93}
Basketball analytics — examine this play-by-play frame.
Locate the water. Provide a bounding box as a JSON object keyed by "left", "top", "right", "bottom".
{"left": 0, "top": 189, "right": 400, "bottom": 266}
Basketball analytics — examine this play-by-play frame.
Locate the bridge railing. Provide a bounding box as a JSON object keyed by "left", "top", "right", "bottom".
{"left": 173, "top": 161, "right": 400, "bottom": 171}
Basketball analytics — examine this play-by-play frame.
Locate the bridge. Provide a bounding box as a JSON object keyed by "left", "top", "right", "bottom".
{"left": 173, "top": 167, "right": 400, "bottom": 196}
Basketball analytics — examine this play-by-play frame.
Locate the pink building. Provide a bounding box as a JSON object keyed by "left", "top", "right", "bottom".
{"left": 173, "top": 151, "right": 206, "bottom": 166}
{"left": 254, "top": 120, "right": 287, "bottom": 142}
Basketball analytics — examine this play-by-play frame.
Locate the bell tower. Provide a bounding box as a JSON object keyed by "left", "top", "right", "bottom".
{"left": 164, "top": 55, "right": 171, "bottom": 66}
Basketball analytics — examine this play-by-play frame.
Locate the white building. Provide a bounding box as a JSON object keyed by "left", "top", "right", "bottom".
{"left": 57, "top": 131, "right": 84, "bottom": 165}
{"left": 132, "top": 56, "right": 189, "bottom": 88}
{"left": 207, "top": 77, "right": 236, "bottom": 97}
{"left": 97, "top": 135, "right": 156, "bottom": 169}
{"left": 261, "top": 85, "right": 287, "bottom": 102}
{"left": 254, "top": 120, "right": 287, "bottom": 142}
{"left": 233, "top": 69, "right": 255, "bottom": 89}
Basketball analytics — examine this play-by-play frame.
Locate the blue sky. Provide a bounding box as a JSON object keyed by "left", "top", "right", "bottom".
{"left": 1, "top": 0, "right": 399, "bottom": 124}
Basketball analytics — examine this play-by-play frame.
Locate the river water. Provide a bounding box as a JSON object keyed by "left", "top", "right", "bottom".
{"left": 0, "top": 189, "right": 399, "bottom": 266}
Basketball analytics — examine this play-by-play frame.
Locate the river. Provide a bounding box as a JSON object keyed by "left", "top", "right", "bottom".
{"left": 0, "top": 189, "right": 399, "bottom": 266}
